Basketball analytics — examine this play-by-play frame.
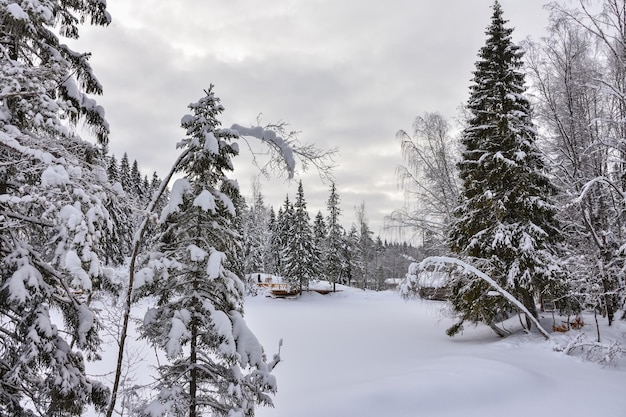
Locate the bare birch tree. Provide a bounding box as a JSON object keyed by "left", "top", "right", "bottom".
{"left": 527, "top": 0, "right": 626, "bottom": 325}
{"left": 388, "top": 112, "right": 460, "bottom": 251}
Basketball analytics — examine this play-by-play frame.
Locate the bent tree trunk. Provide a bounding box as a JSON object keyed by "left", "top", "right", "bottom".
{"left": 420, "top": 256, "right": 551, "bottom": 340}
{"left": 105, "top": 149, "right": 191, "bottom": 417}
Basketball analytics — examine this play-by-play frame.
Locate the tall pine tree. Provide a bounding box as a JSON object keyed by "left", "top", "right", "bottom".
{"left": 312, "top": 211, "right": 327, "bottom": 279}
{"left": 448, "top": 1, "right": 566, "bottom": 336}
{"left": 243, "top": 183, "right": 269, "bottom": 275}
{"left": 130, "top": 159, "right": 143, "bottom": 200}
{"left": 119, "top": 152, "right": 131, "bottom": 192}
{"left": 325, "top": 182, "right": 345, "bottom": 289}
{"left": 272, "top": 196, "right": 293, "bottom": 278}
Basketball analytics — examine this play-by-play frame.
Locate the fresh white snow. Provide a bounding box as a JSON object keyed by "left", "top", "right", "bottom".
{"left": 244, "top": 286, "right": 625, "bottom": 417}
{"left": 193, "top": 190, "right": 216, "bottom": 213}
{"left": 87, "top": 284, "right": 625, "bottom": 416}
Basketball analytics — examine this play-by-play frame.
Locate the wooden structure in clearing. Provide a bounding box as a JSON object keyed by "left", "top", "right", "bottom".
{"left": 258, "top": 282, "right": 337, "bottom": 297}
{"left": 416, "top": 270, "right": 450, "bottom": 301}
{"left": 263, "top": 283, "right": 300, "bottom": 298}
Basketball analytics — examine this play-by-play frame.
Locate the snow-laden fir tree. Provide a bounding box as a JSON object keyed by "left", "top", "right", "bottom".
{"left": 135, "top": 87, "right": 278, "bottom": 417}
{"left": 0, "top": 1, "right": 114, "bottom": 415}
{"left": 271, "top": 196, "right": 293, "bottom": 277}
{"left": 373, "top": 236, "right": 386, "bottom": 291}
{"left": 343, "top": 225, "right": 359, "bottom": 287}
{"left": 448, "top": 1, "right": 566, "bottom": 337}
{"left": 130, "top": 159, "right": 144, "bottom": 200}
{"left": 312, "top": 211, "right": 327, "bottom": 279}
{"left": 325, "top": 182, "right": 345, "bottom": 289}
{"left": 264, "top": 208, "right": 278, "bottom": 275}
{"left": 107, "top": 154, "right": 120, "bottom": 183}
{"left": 282, "top": 181, "right": 318, "bottom": 292}
{"left": 354, "top": 203, "right": 375, "bottom": 289}
{"left": 243, "top": 181, "right": 270, "bottom": 276}
{"left": 119, "top": 152, "right": 132, "bottom": 192}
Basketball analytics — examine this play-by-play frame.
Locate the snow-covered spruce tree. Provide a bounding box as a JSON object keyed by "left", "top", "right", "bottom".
{"left": 312, "top": 210, "right": 327, "bottom": 279}
{"left": 343, "top": 225, "right": 359, "bottom": 287}
{"left": 119, "top": 152, "right": 132, "bottom": 192}
{"left": 325, "top": 182, "right": 345, "bottom": 289}
{"left": 282, "top": 181, "right": 317, "bottom": 292}
{"left": 271, "top": 196, "right": 293, "bottom": 277}
{"left": 447, "top": 1, "right": 566, "bottom": 337}
{"left": 264, "top": 208, "right": 278, "bottom": 275}
{"left": 135, "top": 87, "right": 277, "bottom": 417}
{"left": 354, "top": 203, "right": 375, "bottom": 289}
{"left": 130, "top": 159, "right": 144, "bottom": 200}
{"left": 373, "top": 236, "right": 386, "bottom": 291}
{"left": 242, "top": 181, "right": 269, "bottom": 277}
{"left": 107, "top": 154, "right": 120, "bottom": 183}
{"left": 0, "top": 1, "right": 114, "bottom": 415}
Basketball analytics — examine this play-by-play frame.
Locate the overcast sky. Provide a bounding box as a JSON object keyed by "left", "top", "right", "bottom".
{"left": 76, "top": 0, "right": 551, "bottom": 240}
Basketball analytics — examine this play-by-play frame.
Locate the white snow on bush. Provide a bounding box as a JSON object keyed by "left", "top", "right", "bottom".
{"left": 193, "top": 189, "right": 216, "bottom": 213}
{"left": 187, "top": 244, "right": 207, "bottom": 262}
{"left": 7, "top": 3, "right": 29, "bottom": 20}
{"left": 65, "top": 250, "right": 92, "bottom": 291}
{"left": 133, "top": 267, "right": 155, "bottom": 289}
{"left": 204, "top": 131, "right": 219, "bottom": 154}
{"left": 160, "top": 178, "right": 191, "bottom": 221}
{"left": 59, "top": 203, "right": 84, "bottom": 229}
{"left": 6, "top": 261, "right": 41, "bottom": 304}
{"left": 165, "top": 310, "right": 191, "bottom": 358}
{"left": 41, "top": 164, "right": 70, "bottom": 186}
{"left": 207, "top": 250, "right": 226, "bottom": 279}
{"left": 231, "top": 311, "right": 265, "bottom": 368}
{"left": 217, "top": 191, "right": 236, "bottom": 216}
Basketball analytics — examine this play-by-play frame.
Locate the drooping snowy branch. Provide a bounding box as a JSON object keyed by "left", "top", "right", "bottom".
{"left": 571, "top": 176, "right": 626, "bottom": 205}
{"left": 231, "top": 122, "right": 337, "bottom": 181}
{"left": 413, "top": 256, "right": 551, "bottom": 340}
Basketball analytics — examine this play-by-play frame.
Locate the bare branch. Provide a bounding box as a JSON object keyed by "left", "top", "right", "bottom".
{"left": 1, "top": 210, "right": 54, "bottom": 227}
{"left": 231, "top": 122, "right": 337, "bottom": 182}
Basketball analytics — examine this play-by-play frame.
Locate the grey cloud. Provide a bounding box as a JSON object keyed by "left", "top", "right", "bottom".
{"left": 75, "top": 0, "right": 550, "bottom": 238}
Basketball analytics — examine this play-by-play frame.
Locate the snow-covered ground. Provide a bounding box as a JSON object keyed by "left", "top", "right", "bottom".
{"left": 245, "top": 285, "right": 625, "bottom": 417}
{"left": 87, "top": 283, "right": 625, "bottom": 416}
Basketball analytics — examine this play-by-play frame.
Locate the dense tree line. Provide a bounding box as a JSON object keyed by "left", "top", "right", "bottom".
{"left": 240, "top": 181, "right": 420, "bottom": 292}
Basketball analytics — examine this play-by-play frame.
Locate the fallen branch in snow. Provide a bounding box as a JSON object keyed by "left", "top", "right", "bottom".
{"left": 415, "top": 256, "right": 551, "bottom": 340}
{"left": 553, "top": 332, "right": 625, "bottom": 366}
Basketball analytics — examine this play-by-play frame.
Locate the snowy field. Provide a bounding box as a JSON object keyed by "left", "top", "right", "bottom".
{"left": 87, "top": 284, "right": 625, "bottom": 417}
{"left": 244, "top": 286, "right": 625, "bottom": 417}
